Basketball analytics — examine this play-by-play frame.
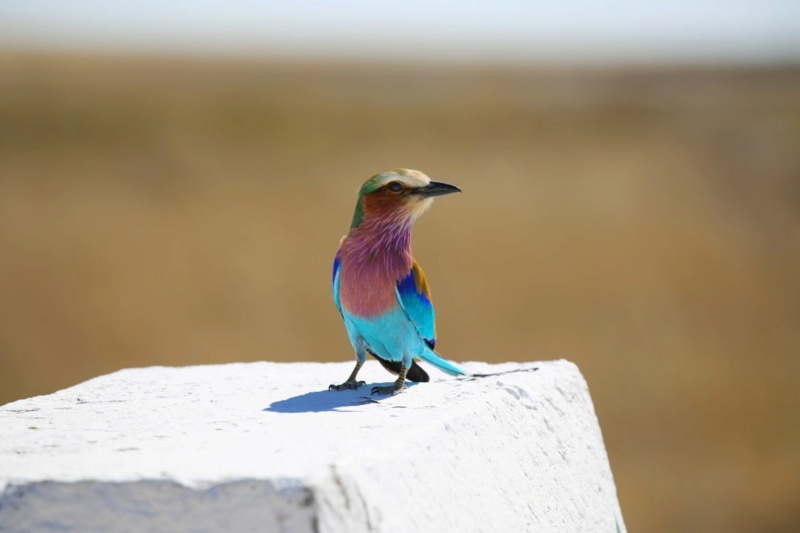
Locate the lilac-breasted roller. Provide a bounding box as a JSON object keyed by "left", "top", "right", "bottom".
{"left": 330, "top": 169, "right": 469, "bottom": 396}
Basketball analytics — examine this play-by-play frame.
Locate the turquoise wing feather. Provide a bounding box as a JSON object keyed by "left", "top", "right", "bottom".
{"left": 395, "top": 262, "right": 467, "bottom": 376}
{"left": 395, "top": 261, "right": 437, "bottom": 348}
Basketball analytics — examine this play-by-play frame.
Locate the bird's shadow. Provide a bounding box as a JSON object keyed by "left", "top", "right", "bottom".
{"left": 264, "top": 383, "right": 413, "bottom": 413}
{"left": 264, "top": 368, "right": 538, "bottom": 413}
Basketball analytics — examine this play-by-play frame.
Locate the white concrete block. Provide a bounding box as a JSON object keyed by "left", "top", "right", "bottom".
{"left": 0, "top": 360, "right": 626, "bottom": 532}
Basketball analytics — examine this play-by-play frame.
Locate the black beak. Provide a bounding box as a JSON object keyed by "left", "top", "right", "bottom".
{"left": 415, "top": 181, "right": 462, "bottom": 198}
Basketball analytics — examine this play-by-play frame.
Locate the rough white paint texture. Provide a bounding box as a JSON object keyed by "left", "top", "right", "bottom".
{"left": 0, "top": 360, "right": 626, "bottom": 533}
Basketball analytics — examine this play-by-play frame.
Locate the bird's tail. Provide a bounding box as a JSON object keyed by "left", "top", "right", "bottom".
{"left": 420, "top": 347, "right": 470, "bottom": 377}
{"left": 373, "top": 354, "right": 430, "bottom": 382}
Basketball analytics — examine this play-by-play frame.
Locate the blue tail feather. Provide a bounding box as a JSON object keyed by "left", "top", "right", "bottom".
{"left": 420, "top": 347, "right": 470, "bottom": 377}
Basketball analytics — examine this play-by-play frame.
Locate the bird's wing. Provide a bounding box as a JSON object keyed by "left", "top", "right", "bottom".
{"left": 395, "top": 260, "right": 437, "bottom": 348}
{"left": 395, "top": 261, "right": 468, "bottom": 376}
{"left": 332, "top": 248, "right": 343, "bottom": 317}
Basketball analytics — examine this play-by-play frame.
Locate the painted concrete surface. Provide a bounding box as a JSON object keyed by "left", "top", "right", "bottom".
{"left": 0, "top": 360, "right": 625, "bottom": 532}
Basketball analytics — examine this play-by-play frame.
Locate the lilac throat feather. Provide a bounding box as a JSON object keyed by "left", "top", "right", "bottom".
{"left": 338, "top": 209, "right": 414, "bottom": 317}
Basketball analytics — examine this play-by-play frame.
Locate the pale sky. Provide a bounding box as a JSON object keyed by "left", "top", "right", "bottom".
{"left": 1, "top": 1, "right": 799, "bottom": 64}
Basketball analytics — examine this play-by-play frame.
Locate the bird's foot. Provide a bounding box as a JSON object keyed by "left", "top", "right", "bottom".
{"left": 329, "top": 380, "right": 365, "bottom": 391}
{"left": 371, "top": 382, "right": 408, "bottom": 396}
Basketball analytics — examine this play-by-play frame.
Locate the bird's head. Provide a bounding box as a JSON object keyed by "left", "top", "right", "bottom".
{"left": 350, "top": 169, "right": 461, "bottom": 229}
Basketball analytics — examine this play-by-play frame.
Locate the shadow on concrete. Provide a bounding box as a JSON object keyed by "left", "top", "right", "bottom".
{"left": 264, "top": 382, "right": 418, "bottom": 413}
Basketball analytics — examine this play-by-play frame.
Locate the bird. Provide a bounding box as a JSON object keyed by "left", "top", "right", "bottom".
{"left": 330, "top": 168, "right": 469, "bottom": 396}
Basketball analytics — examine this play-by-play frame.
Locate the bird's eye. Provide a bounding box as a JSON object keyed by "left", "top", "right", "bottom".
{"left": 387, "top": 182, "right": 403, "bottom": 192}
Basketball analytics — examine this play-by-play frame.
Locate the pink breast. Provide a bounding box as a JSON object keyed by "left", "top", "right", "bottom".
{"left": 338, "top": 259, "right": 399, "bottom": 317}
{"left": 338, "top": 237, "right": 412, "bottom": 317}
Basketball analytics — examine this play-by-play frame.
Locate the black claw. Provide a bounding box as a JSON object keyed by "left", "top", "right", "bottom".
{"left": 371, "top": 384, "right": 399, "bottom": 396}
{"left": 329, "top": 380, "right": 366, "bottom": 392}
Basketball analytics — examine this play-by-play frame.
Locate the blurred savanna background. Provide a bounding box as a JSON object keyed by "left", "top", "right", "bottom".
{"left": 1, "top": 2, "right": 799, "bottom": 532}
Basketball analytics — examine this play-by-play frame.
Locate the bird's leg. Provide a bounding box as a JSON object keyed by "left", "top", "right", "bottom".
{"left": 371, "top": 361, "right": 409, "bottom": 396}
{"left": 329, "top": 361, "right": 366, "bottom": 391}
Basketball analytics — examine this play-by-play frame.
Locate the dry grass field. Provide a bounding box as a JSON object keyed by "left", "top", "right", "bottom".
{"left": 1, "top": 51, "right": 799, "bottom": 532}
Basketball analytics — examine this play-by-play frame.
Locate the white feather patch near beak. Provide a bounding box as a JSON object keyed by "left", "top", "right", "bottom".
{"left": 407, "top": 197, "right": 434, "bottom": 222}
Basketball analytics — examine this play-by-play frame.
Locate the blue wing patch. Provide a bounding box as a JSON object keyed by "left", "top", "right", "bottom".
{"left": 332, "top": 250, "right": 343, "bottom": 317}
{"left": 396, "top": 261, "right": 436, "bottom": 348}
